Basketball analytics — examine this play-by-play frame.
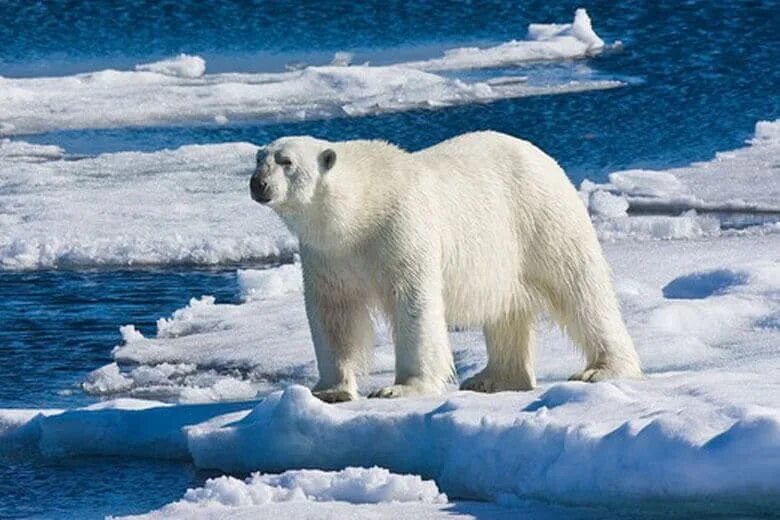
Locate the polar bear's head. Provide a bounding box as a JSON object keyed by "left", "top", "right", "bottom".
{"left": 249, "top": 136, "right": 343, "bottom": 246}
{"left": 250, "top": 135, "right": 402, "bottom": 252}
{"left": 250, "top": 136, "right": 337, "bottom": 209}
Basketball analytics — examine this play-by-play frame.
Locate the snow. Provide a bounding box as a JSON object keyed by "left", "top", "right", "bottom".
{"left": 582, "top": 120, "right": 780, "bottom": 217}
{"left": 135, "top": 54, "right": 207, "bottom": 78}
{"left": 0, "top": 10, "right": 620, "bottom": 136}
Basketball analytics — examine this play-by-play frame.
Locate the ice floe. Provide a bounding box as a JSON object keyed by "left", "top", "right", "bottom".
{"left": 1, "top": 120, "right": 778, "bottom": 270}
{"left": 0, "top": 139, "right": 296, "bottom": 269}
{"left": 71, "top": 232, "right": 777, "bottom": 403}
{"left": 0, "top": 9, "right": 621, "bottom": 136}
{"left": 408, "top": 8, "right": 608, "bottom": 72}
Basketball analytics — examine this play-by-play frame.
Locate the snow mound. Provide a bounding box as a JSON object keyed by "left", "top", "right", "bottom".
{"left": 0, "top": 10, "right": 620, "bottom": 135}
{"left": 238, "top": 263, "right": 303, "bottom": 301}
{"left": 153, "top": 467, "right": 445, "bottom": 516}
{"left": 135, "top": 54, "right": 206, "bottom": 78}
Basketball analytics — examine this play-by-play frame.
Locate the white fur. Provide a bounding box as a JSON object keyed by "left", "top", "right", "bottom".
{"left": 251, "top": 132, "right": 642, "bottom": 401}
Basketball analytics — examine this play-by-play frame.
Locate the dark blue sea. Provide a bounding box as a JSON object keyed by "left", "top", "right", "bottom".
{"left": 0, "top": 1, "right": 778, "bottom": 518}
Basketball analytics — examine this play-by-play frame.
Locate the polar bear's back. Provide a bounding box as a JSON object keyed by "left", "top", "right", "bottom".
{"left": 414, "top": 131, "right": 570, "bottom": 193}
{"left": 410, "top": 131, "right": 594, "bottom": 325}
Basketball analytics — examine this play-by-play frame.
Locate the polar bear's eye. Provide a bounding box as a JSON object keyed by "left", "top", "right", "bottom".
{"left": 274, "top": 151, "right": 292, "bottom": 167}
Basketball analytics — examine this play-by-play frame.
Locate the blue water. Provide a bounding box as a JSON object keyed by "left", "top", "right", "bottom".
{"left": 1, "top": 0, "right": 778, "bottom": 517}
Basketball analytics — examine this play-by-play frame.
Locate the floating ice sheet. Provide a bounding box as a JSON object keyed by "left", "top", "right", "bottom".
{"left": 0, "top": 9, "right": 621, "bottom": 135}
{"left": 0, "top": 140, "right": 296, "bottom": 269}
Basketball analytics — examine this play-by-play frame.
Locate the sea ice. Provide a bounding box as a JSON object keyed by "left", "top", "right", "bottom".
{"left": 0, "top": 10, "right": 620, "bottom": 135}
{"left": 0, "top": 140, "right": 296, "bottom": 269}
{"left": 1, "top": 120, "right": 777, "bottom": 270}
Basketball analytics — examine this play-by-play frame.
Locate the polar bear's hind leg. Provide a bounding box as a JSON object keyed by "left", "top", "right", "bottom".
{"left": 551, "top": 262, "right": 642, "bottom": 382}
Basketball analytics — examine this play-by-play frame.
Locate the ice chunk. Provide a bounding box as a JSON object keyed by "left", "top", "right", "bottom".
{"left": 589, "top": 190, "right": 629, "bottom": 218}
{"left": 238, "top": 263, "right": 303, "bottom": 302}
{"left": 330, "top": 52, "right": 354, "bottom": 67}
{"left": 82, "top": 363, "right": 133, "bottom": 394}
{"left": 0, "top": 138, "right": 63, "bottom": 162}
{"left": 135, "top": 54, "right": 206, "bottom": 78}
{"left": 171, "top": 467, "right": 445, "bottom": 509}
{"left": 749, "top": 119, "right": 780, "bottom": 145}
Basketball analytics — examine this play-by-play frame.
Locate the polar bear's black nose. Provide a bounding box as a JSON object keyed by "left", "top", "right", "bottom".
{"left": 250, "top": 174, "right": 271, "bottom": 203}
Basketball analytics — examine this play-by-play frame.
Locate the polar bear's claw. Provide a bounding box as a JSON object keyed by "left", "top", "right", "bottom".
{"left": 368, "top": 384, "right": 416, "bottom": 399}
{"left": 460, "top": 370, "right": 534, "bottom": 393}
{"left": 313, "top": 388, "right": 355, "bottom": 403}
{"left": 569, "top": 363, "right": 641, "bottom": 383}
{"left": 569, "top": 368, "right": 607, "bottom": 382}
{"left": 460, "top": 373, "right": 498, "bottom": 393}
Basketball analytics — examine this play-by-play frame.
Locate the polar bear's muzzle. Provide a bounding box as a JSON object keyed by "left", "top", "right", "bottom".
{"left": 249, "top": 172, "right": 272, "bottom": 204}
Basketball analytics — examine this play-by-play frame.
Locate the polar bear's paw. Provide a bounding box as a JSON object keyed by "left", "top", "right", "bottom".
{"left": 368, "top": 377, "right": 443, "bottom": 399}
{"left": 569, "top": 367, "right": 612, "bottom": 382}
{"left": 313, "top": 388, "right": 356, "bottom": 403}
{"left": 367, "top": 384, "right": 419, "bottom": 399}
{"left": 569, "top": 362, "right": 642, "bottom": 383}
{"left": 460, "top": 370, "right": 534, "bottom": 393}
{"left": 460, "top": 372, "right": 502, "bottom": 393}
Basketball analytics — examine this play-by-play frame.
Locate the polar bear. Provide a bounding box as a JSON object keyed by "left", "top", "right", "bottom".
{"left": 249, "top": 132, "right": 641, "bottom": 402}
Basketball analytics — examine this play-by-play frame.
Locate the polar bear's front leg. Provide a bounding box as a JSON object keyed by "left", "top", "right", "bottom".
{"left": 369, "top": 271, "right": 454, "bottom": 398}
{"left": 303, "top": 260, "right": 373, "bottom": 403}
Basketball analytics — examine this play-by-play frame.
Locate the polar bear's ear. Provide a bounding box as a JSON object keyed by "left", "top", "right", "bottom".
{"left": 319, "top": 149, "right": 337, "bottom": 172}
